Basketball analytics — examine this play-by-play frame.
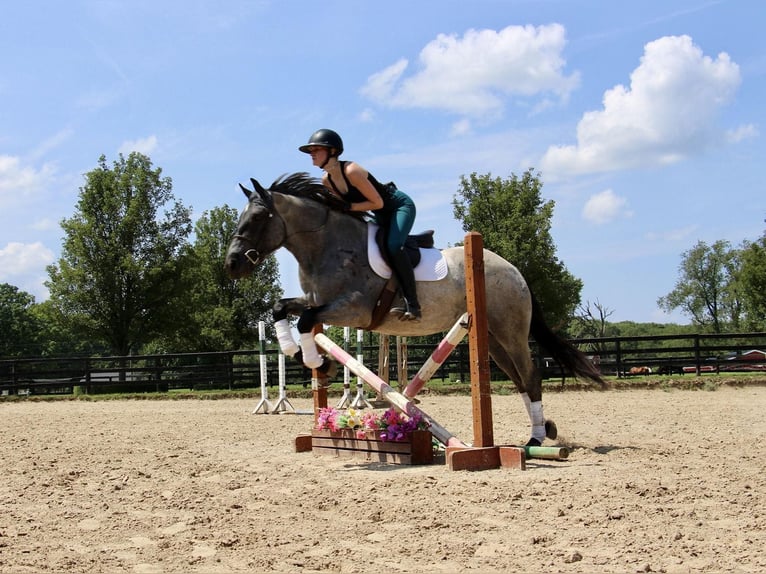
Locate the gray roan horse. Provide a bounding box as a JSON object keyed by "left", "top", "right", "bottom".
{"left": 225, "top": 172, "right": 605, "bottom": 446}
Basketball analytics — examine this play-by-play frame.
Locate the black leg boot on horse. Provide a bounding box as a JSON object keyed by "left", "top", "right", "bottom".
{"left": 388, "top": 248, "right": 422, "bottom": 321}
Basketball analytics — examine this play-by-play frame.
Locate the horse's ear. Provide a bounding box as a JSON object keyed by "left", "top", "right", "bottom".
{"left": 250, "top": 178, "right": 267, "bottom": 196}
{"left": 239, "top": 183, "right": 252, "bottom": 199}
{"left": 250, "top": 178, "right": 274, "bottom": 212}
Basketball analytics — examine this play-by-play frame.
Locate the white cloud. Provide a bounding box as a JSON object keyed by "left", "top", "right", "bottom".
{"left": 0, "top": 156, "right": 56, "bottom": 205}
{"left": 582, "top": 189, "right": 630, "bottom": 224}
{"left": 357, "top": 108, "right": 376, "bottom": 123}
{"left": 118, "top": 135, "right": 158, "bottom": 156}
{"left": 645, "top": 225, "right": 698, "bottom": 242}
{"left": 726, "top": 123, "right": 759, "bottom": 143}
{"left": 541, "top": 35, "right": 741, "bottom": 177}
{"left": 0, "top": 241, "right": 55, "bottom": 300}
{"left": 31, "top": 218, "right": 58, "bottom": 231}
{"left": 450, "top": 118, "right": 472, "bottom": 136}
{"left": 360, "top": 24, "right": 579, "bottom": 118}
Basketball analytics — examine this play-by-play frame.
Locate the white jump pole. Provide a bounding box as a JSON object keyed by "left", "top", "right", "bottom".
{"left": 315, "top": 332, "right": 467, "bottom": 448}
{"left": 271, "top": 352, "right": 293, "bottom": 413}
{"left": 335, "top": 326, "right": 353, "bottom": 408}
{"left": 252, "top": 321, "right": 273, "bottom": 414}
{"left": 349, "top": 328, "right": 373, "bottom": 409}
{"left": 271, "top": 352, "right": 313, "bottom": 415}
{"left": 403, "top": 313, "right": 470, "bottom": 399}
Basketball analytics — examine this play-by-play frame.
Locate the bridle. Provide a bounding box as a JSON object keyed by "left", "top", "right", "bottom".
{"left": 230, "top": 182, "right": 334, "bottom": 266}
{"left": 231, "top": 233, "right": 264, "bottom": 265}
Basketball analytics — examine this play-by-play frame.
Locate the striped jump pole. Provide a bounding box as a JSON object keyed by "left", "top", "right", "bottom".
{"left": 314, "top": 332, "right": 468, "bottom": 449}
{"left": 403, "top": 312, "right": 470, "bottom": 399}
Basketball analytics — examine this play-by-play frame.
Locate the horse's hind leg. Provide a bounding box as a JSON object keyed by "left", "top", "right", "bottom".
{"left": 489, "top": 337, "right": 555, "bottom": 446}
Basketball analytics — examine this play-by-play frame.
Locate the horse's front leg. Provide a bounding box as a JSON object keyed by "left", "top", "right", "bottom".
{"left": 273, "top": 297, "right": 306, "bottom": 356}
{"left": 293, "top": 305, "right": 338, "bottom": 377}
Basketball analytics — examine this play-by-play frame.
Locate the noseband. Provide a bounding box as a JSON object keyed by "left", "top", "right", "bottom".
{"left": 231, "top": 233, "right": 264, "bottom": 265}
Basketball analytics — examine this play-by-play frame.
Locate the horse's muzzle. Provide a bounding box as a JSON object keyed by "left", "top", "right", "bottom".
{"left": 224, "top": 252, "right": 250, "bottom": 279}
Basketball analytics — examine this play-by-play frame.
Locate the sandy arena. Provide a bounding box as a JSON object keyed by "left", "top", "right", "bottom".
{"left": 1, "top": 386, "right": 764, "bottom": 573}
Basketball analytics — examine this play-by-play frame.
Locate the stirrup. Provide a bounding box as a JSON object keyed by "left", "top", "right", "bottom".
{"left": 390, "top": 300, "right": 421, "bottom": 322}
{"left": 390, "top": 304, "right": 406, "bottom": 317}
{"left": 401, "top": 306, "right": 421, "bottom": 322}
{"left": 398, "top": 302, "right": 421, "bottom": 322}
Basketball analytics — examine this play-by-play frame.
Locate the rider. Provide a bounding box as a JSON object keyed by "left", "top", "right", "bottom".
{"left": 299, "top": 128, "right": 422, "bottom": 321}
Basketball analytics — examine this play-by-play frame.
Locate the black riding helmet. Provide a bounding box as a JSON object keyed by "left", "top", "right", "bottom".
{"left": 299, "top": 129, "right": 344, "bottom": 156}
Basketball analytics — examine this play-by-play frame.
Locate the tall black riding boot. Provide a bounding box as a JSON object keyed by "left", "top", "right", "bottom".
{"left": 388, "top": 249, "right": 422, "bottom": 321}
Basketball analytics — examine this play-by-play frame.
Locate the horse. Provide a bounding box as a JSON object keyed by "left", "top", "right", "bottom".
{"left": 225, "top": 172, "right": 605, "bottom": 446}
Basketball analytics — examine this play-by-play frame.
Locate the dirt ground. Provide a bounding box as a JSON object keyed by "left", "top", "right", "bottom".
{"left": 1, "top": 386, "right": 764, "bottom": 574}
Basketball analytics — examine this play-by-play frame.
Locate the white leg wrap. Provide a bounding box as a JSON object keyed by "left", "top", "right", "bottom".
{"left": 275, "top": 320, "right": 300, "bottom": 356}
{"left": 529, "top": 400, "right": 546, "bottom": 442}
{"left": 521, "top": 392, "right": 532, "bottom": 417}
{"left": 299, "top": 332, "right": 323, "bottom": 369}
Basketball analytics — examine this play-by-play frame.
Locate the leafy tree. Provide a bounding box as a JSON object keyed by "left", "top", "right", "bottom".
{"left": 0, "top": 284, "right": 40, "bottom": 357}
{"left": 738, "top": 235, "right": 766, "bottom": 330}
{"left": 45, "top": 153, "right": 192, "bottom": 356}
{"left": 452, "top": 170, "right": 583, "bottom": 330}
{"left": 657, "top": 240, "right": 740, "bottom": 333}
{"left": 28, "top": 300, "right": 105, "bottom": 356}
{"left": 155, "top": 206, "right": 282, "bottom": 352}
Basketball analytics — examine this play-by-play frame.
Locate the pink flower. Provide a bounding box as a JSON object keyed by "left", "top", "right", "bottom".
{"left": 316, "top": 407, "right": 340, "bottom": 431}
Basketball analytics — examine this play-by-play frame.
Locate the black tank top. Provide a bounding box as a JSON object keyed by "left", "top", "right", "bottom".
{"left": 327, "top": 161, "right": 393, "bottom": 210}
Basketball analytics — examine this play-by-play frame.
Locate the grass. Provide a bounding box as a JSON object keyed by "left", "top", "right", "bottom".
{"left": 3, "top": 372, "right": 765, "bottom": 403}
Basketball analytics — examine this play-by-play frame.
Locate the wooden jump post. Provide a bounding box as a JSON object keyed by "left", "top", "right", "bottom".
{"left": 442, "top": 232, "right": 527, "bottom": 471}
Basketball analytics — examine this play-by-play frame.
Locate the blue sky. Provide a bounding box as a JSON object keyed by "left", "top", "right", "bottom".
{"left": 1, "top": 0, "right": 763, "bottom": 324}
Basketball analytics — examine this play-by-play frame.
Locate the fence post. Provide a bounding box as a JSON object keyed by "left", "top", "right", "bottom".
{"left": 694, "top": 334, "right": 701, "bottom": 376}
{"left": 615, "top": 339, "right": 623, "bottom": 378}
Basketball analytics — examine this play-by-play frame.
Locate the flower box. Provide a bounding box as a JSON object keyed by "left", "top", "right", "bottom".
{"left": 310, "top": 428, "right": 434, "bottom": 465}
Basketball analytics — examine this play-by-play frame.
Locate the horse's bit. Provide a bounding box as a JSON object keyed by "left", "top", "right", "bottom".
{"left": 231, "top": 233, "right": 263, "bottom": 265}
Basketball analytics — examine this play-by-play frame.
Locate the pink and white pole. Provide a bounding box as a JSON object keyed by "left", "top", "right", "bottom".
{"left": 403, "top": 312, "right": 470, "bottom": 399}
{"left": 314, "top": 332, "right": 467, "bottom": 449}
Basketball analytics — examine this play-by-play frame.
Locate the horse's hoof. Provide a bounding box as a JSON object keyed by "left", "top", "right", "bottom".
{"left": 316, "top": 357, "right": 338, "bottom": 379}
{"left": 545, "top": 420, "right": 558, "bottom": 440}
{"left": 525, "top": 437, "right": 542, "bottom": 447}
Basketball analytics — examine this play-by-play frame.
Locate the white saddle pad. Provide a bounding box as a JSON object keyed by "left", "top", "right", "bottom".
{"left": 367, "top": 223, "right": 448, "bottom": 281}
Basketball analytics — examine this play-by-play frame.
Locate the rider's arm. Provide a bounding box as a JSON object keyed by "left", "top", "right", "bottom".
{"left": 344, "top": 162, "right": 384, "bottom": 212}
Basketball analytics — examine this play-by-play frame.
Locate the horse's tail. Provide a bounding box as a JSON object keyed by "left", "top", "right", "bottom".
{"left": 528, "top": 292, "right": 607, "bottom": 387}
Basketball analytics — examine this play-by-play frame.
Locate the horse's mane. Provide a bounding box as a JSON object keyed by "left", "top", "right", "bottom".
{"left": 269, "top": 172, "right": 366, "bottom": 219}
{"left": 269, "top": 172, "right": 325, "bottom": 199}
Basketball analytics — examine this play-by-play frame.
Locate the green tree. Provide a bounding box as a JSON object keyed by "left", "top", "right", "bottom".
{"left": 45, "top": 153, "right": 192, "bottom": 356}
{"left": 738, "top": 235, "right": 766, "bottom": 330}
{"left": 452, "top": 169, "right": 583, "bottom": 329}
{"left": 157, "top": 206, "right": 282, "bottom": 352}
{"left": 657, "top": 239, "right": 740, "bottom": 333}
{"left": 0, "top": 284, "right": 40, "bottom": 357}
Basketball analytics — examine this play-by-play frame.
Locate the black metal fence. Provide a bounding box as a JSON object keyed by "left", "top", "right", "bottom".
{"left": 2, "top": 331, "right": 765, "bottom": 397}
